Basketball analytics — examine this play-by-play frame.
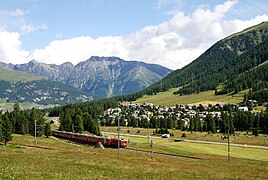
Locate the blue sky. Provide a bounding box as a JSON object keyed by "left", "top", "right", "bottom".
{"left": 0, "top": 0, "right": 268, "bottom": 69}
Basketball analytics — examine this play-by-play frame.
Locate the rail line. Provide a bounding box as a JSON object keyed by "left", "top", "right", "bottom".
{"left": 123, "top": 147, "right": 201, "bottom": 160}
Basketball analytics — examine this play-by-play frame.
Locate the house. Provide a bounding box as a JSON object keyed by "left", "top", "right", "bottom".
{"left": 215, "top": 103, "right": 224, "bottom": 109}
{"left": 238, "top": 107, "right": 248, "bottom": 112}
{"left": 247, "top": 100, "right": 258, "bottom": 106}
{"left": 142, "top": 103, "right": 154, "bottom": 108}
{"left": 176, "top": 104, "right": 186, "bottom": 109}
{"left": 187, "top": 110, "right": 197, "bottom": 117}
{"left": 181, "top": 118, "right": 190, "bottom": 126}
{"left": 104, "top": 108, "right": 113, "bottom": 115}
{"left": 199, "top": 103, "right": 209, "bottom": 111}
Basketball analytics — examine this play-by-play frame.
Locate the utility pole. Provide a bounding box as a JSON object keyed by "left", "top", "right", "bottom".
{"left": 228, "top": 129, "right": 230, "bottom": 162}
{"left": 104, "top": 120, "right": 106, "bottom": 144}
{"left": 72, "top": 124, "right": 78, "bottom": 133}
{"left": 118, "top": 118, "right": 120, "bottom": 159}
{"left": 34, "top": 120, "right": 37, "bottom": 148}
{"left": 147, "top": 126, "right": 150, "bottom": 153}
{"left": 150, "top": 140, "right": 154, "bottom": 160}
{"left": 34, "top": 120, "right": 44, "bottom": 148}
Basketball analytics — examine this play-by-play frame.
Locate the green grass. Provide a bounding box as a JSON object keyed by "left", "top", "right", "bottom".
{"left": 122, "top": 135, "right": 268, "bottom": 161}
{"left": 0, "top": 134, "right": 267, "bottom": 179}
{"left": 129, "top": 88, "right": 247, "bottom": 107}
{"left": 0, "top": 100, "right": 37, "bottom": 111}
{"left": 253, "top": 106, "right": 267, "bottom": 112}
{"left": 0, "top": 67, "right": 44, "bottom": 82}
{"left": 102, "top": 127, "right": 268, "bottom": 147}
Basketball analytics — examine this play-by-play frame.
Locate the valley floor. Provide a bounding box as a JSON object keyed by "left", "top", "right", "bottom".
{"left": 0, "top": 134, "right": 267, "bottom": 179}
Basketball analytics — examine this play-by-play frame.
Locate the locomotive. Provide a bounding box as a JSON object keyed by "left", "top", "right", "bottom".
{"left": 52, "top": 130, "right": 128, "bottom": 148}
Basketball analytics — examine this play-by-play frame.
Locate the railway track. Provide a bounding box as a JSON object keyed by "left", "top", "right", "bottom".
{"left": 123, "top": 147, "right": 201, "bottom": 159}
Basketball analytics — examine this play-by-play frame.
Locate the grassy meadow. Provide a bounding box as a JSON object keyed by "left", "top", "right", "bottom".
{"left": 0, "top": 67, "right": 44, "bottom": 82}
{"left": 102, "top": 127, "right": 268, "bottom": 147}
{"left": 128, "top": 88, "right": 247, "bottom": 107}
{"left": 0, "top": 100, "right": 37, "bottom": 111}
{"left": 0, "top": 133, "right": 267, "bottom": 179}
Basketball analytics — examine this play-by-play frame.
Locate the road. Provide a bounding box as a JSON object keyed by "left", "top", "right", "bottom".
{"left": 104, "top": 132, "right": 268, "bottom": 150}
{"left": 51, "top": 117, "right": 60, "bottom": 126}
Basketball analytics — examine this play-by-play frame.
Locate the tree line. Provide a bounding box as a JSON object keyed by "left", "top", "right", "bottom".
{"left": 0, "top": 103, "right": 51, "bottom": 145}
{"left": 46, "top": 98, "right": 119, "bottom": 135}
{"left": 59, "top": 107, "right": 101, "bottom": 136}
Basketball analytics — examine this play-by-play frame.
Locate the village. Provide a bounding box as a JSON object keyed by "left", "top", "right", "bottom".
{"left": 101, "top": 101, "right": 258, "bottom": 129}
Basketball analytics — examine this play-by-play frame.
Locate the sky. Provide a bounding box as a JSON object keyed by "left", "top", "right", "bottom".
{"left": 0, "top": 0, "right": 268, "bottom": 70}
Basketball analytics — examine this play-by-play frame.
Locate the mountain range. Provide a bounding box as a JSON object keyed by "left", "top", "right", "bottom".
{"left": 0, "top": 67, "right": 93, "bottom": 105}
{"left": 1, "top": 22, "right": 267, "bottom": 106}
{"left": 0, "top": 56, "right": 172, "bottom": 101}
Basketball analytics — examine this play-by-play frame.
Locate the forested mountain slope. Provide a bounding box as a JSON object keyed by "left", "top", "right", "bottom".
{"left": 118, "top": 22, "right": 268, "bottom": 102}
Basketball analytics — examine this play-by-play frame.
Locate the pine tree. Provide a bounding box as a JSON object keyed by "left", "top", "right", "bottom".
{"left": 64, "top": 112, "right": 73, "bottom": 132}
{"left": 29, "top": 109, "right": 39, "bottom": 136}
{"left": 10, "top": 103, "right": 21, "bottom": 133}
{"left": 44, "top": 123, "right": 52, "bottom": 138}
{"left": 83, "top": 112, "right": 93, "bottom": 132}
{"left": 20, "top": 112, "right": 29, "bottom": 135}
{"left": 189, "top": 117, "right": 194, "bottom": 133}
{"left": 2, "top": 113, "right": 12, "bottom": 145}
{"left": 0, "top": 114, "right": 3, "bottom": 142}
{"left": 74, "top": 114, "right": 83, "bottom": 133}
{"left": 211, "top": 117, "right": 216, "bottom": 133}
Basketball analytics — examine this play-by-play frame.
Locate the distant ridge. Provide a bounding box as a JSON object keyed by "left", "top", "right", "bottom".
{"left": 0, "top": 67, "right": 92, "bottom": 105}
{"left": 0, "top": 56, "right": 172, "bottom": 99}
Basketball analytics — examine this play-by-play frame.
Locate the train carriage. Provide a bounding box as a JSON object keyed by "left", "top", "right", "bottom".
{"left": 72, "top": 133, "right": 80, "bottom": 140}
{"left": 64, "top": 132, "right": 73, "bottom": 138}
{"left": 87, "top": 136, "right": 98, "bottom": 144}
{"left": 79, "top": 134, "right": 89, "bottom": 141}
{"left": 110, "top": 138, "right": 128, "bottom": 148}
{"left": 52, "top": 130, "right": 127, "bottom": 148}
{"left": 97, "top": 136, "right": 111, "bottom": 146}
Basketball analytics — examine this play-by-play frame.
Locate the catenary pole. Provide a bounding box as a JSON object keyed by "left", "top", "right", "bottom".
{"left": 34, "top": 120, "right": 37, "bottom": 148}
{"left": 228, "top": 129, "right": 230, "bottom": 162}
{"left": 118, "top": 118, "right": 120, "bottom": 159}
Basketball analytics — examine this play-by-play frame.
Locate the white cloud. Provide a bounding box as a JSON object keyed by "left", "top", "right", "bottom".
{"left": 0, "top": 8, "right": 47, "bottom": 34}
{"left": 20, "top": 23, "right": 48, "bottom": 34}
{"left": 1, "top": 0, "right": 268, "bottom": 70}
{"left": 0, "top": 31, "right": 29, "bottom": 64}
{"left": 28, "top": 36, "right": 128, "bottom": 65}
{"left": 0, "top": 9, "right": 29, "bottom": 17}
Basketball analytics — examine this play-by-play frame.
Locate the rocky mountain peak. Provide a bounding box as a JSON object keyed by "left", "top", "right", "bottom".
{"left": 0, "top": 57, "right": 172, "bottom": 99}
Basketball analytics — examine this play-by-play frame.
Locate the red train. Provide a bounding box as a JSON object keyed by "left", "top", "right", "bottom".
{"left": 52, "top": 130, "right": 128, "bottom": 148}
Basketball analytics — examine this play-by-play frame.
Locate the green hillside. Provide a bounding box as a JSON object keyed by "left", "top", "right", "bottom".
{"left": 0, "top": 67, "right": 93, "bottom": 105}
{"left": 129, "top": 88, "right": 246, "bottom": 106}
{"left": 0, "top": 67, "right": 44, "bottom": 82}
{"left": 117, "top": 21, "right": 268, "bottom": 103}
{"left": 0, "top": 79, "right": 92, "bottom": 105}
